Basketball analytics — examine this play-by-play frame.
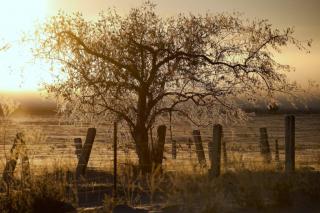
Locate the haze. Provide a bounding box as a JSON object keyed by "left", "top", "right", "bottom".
{"left": 0, "top": 0, "right": 319, "bottom": 92}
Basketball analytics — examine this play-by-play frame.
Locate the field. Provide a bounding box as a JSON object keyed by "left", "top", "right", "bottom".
{"left": 0, "top": 113, "right": 320, "bottom": 212}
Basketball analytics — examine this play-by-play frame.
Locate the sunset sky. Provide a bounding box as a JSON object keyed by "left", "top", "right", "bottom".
{"left": 0, "top": 0, "right": 319, "bottom": 92}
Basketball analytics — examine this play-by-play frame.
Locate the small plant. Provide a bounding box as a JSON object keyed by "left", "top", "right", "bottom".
{"left": 117, "top": 162, "right": 143, "bottom": 206}
{"left": 144, "top": 165, "right": 166, "bottom": 204}
{"left": 103, "top": 194, "right": 126, "bottom": 213}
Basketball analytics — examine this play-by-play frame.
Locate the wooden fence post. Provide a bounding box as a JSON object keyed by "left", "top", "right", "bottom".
{"left": 113, "top": 122, "right": 118, "bottom": 200}
{"left": 285, "top": 115, "right": 295, "bottom": 173}
{"left": 74, "top": 138, "right": 83, "bottom": 160}
{"left": 3, "top": 133, "right": 30, "bottom": 187}
{"left": 209, "top": 124, "right": 222, "bottom": 177}
{"left": 188, "top": 138, "right": 192, "bottom": 160}
{"left": 274, "top": 139, "right": 282, "bottom": 170}
{"left": 192, "top": 130, "right": 206, "bottom": 166}
{"left": 275, "top": 139, "right": 280, "bottom": 162}
{"left": 172, "top": 139, "right": 177, "bottom": 159}
{"left": 259, "top": 128, "right": 272, "bottom": 163}
{"left": 20, "top": 137, "right": 30, "bottom": 188}
{"left": 3, "top": 134, "right": 21, "bottom": 185}
{"left": 154, "top": 125, "right": 167, "bottom": 168}
{"left": 222, "top": 140, "right": 228, "bottom": 168}
{"left": 76, "top": 128, "right": 96, "bottom": 178}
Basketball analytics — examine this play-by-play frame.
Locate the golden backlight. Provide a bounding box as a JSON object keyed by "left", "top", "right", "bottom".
{"left": 0, "top": 0, "right": 319, "bottom": 92}
{"left": 0, "top": 0, "right": 49, "bottom": 91}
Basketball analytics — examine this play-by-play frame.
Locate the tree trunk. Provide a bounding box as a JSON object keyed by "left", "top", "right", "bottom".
{"left": 133, "top": 125, "right": 152, "bottom": 173}
{"left": 153, "top": 125, "right": 166, "bottom": 169}
{"left": 133, "top": 86, "right": 166, "bottom": 173}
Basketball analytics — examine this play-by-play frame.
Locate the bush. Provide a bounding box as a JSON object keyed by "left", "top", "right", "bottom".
{"left": 0, "top": 173, "right": 76, "bottom": 213}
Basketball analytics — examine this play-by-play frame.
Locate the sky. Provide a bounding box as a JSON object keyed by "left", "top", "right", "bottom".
{"left": 0, "top": 0, "right": 319, "bottom": 92}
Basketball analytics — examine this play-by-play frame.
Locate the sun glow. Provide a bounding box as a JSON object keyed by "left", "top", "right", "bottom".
{"left": 0, "top": 0, "right": 51, "bottom": 92}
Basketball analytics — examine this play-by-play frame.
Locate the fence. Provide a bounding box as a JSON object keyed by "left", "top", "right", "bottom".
{"left": 0, "top": 114, "right": 319, "bottom": 207}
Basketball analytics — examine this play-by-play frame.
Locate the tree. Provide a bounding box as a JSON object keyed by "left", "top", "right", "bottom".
{"left": 0, "top": 42, "right": 9, "bottom": 52}
{"left": 34, "top": 2, "right": 309, "bottom": 173}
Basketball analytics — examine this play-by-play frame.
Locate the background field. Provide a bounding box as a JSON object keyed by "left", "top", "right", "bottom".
{"left": 1, "top": 113, "right": 319, "bottom": 171}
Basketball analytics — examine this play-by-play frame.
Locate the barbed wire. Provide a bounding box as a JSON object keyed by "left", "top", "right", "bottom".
{"left": 0, "top": 115, "right": 320, "bottom": 207}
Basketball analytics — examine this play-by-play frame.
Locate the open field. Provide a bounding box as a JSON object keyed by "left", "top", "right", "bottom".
{"left": 1, "top": 113, "right": 319, "bottom": 171}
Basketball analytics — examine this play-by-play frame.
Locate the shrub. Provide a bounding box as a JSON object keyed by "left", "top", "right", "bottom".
{"left": 0, "top": 172, "right": 76, "bottom": 213}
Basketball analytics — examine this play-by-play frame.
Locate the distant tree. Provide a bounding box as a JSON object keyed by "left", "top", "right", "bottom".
{"left": 34, "top": 2, "right": 309, "bottom": 173}
{"left": 267, "top": 100, "right": 279, "bottom": 112}
{"left": 0, "top": 40, "right": 19, "bottom": 118}
{"left": 0, "top": 96, "right": 20, "bottom": 119}
{"left": 0, "top": 43, "right": 9, "bottom": 52}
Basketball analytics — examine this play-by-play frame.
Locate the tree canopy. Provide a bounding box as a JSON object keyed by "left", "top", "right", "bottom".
{"left": 34, "top": 2, "right": 309, "bottom": 172}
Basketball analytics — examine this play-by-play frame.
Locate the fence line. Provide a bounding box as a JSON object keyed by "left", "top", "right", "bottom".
{"left": 0, "top": 114, "right": 320, "bottom": 207}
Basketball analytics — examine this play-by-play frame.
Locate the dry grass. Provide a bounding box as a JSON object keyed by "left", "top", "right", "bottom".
{"left": 99, "top": 158, "right": 320, "bottom": 213}
{"left": 0, "top": 113, "right": 320, "bottom": 212}
{"left": 1, "top": 148, "right": 320, "bottom": 213}
{"left": 164, "top": 169, "right": 320, "bottom": 213}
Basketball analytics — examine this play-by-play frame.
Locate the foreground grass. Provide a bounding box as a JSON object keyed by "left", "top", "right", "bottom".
{"left": 103, "top": 166, "right": 320, "bottom": 212}
{"left": 0, "top": 166, "right": 320, "bottom": 213}
{"left": 164, "top": 169, "right": 320, "bottom": 213}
